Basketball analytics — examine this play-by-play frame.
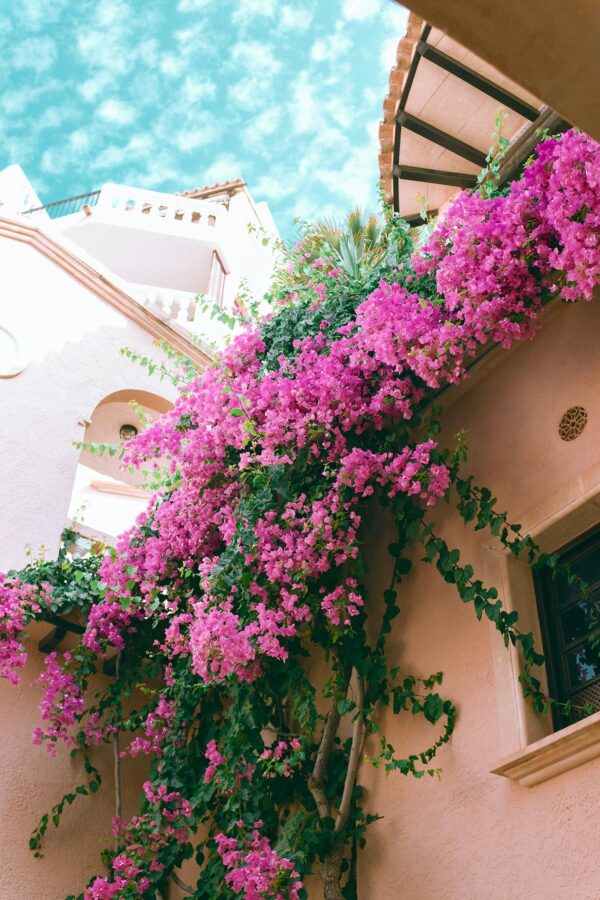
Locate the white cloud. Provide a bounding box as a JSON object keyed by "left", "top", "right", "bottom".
{"left": 13, "top": 36, "right": 57, "bottom": 73}
{"left": 341, "top": 0, "right": 381, "bottom": 21}
{"left": 98, "top": 98, "right": 136, "bottom": 125}
{"left": 40, "top": 147, "right": 66, "bottom": 176}
{"left": 380, "top": 34, "right": 399, "bottom": 70}
{"left": 0, "top": 83, "right": 55, "bottom": 115}
{"left": 382, "top": 3, "right": 409, "bottom": 29}
{"left": 228, "top": 41, "right": 281, "bottom": 110}
{"left": 177, "top": 0, "right": 213, "bottom": 11}
{"left": 201, "top": 153, "right": 244, "bottom": 185}
{"left": 310, "top": 31, "right": 351, "bottom": 64}
{"left": 288, "top": 71, "right": 348, "bottom": 138}
{"left": 95, "top": 0, "right": 127, "bottom": 27}
{"left": 232, "top": 0, "right": 276, "bottom": 27}
{"left": 252, "top": 173, "right": 295, "bottom": 202}
{"left": 241, "top": 108, "right": 281, "bottom": 150}
{"left": 159, "top": 56, "right": 184, "bottom": 78}
{"left": 173, "top": 124, "right": 219, "bottom": 152}
{"left": 69, "top": 129, "right": 92, "bottom": 153}
{"left": 78, "top": 72, "right": 113, "bottom": 103}
{"left": 278, "top": 4, "right": 314, "bottom": 32}
{"left": 16, "top": 0, "right": 68, "bottom": 31}
{"left": 181, "top": 75, "right": 217, "bottom": 103}
{"left": 76, "top": 27, "right": 130, "bottom": 76}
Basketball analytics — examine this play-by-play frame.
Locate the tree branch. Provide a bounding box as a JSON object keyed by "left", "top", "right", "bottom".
{"left": 308, "top": 695, "right": 342, "bottom": 819}
{"left": 335, "top": 672, "right": 365, "bottom": 834}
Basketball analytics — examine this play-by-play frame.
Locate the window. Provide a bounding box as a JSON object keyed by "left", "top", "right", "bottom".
{"left": 209, "top": 251, "right": 226, "bottom": 309}
{"left": 534, "top": 525, "right": 600, "bottom": 730}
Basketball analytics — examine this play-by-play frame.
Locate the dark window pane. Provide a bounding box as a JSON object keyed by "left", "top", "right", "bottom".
{"left": 560, "top": 595, "right": 600, "bottom": 643}
{"left": 566, "top": 641, "right": 600, "bottom": 688}
{"left": 554, "top": 550, "right": 600, "bottom": 603}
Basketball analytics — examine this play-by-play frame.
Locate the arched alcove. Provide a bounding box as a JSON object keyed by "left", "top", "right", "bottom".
{"left": 67, "top": 388, "right": 173, "bottom": 542}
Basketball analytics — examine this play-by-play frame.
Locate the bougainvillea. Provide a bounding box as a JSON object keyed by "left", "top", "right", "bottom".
{"left": 0, "top": 129, "right": 599, "bottom": 899}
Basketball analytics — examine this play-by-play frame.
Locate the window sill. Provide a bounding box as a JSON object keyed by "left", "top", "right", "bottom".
{"left": 490, "top": 710, "right": 600, "bottom": 787}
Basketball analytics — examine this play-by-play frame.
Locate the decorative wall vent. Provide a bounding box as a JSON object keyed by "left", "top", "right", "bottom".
{"left": 558, "top": 405, "right": 588, "bottom": 441}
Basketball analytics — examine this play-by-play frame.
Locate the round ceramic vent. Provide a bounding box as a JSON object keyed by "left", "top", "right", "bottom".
{"left": 558, "top": 406, "right": 588, "bottom": 441}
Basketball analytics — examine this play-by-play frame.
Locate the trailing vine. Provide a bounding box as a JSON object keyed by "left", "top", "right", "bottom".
{"left": 0, "top": 129, "right": 599, "bottom": 900}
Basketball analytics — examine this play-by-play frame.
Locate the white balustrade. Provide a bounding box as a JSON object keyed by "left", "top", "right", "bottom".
{"left": 130, "top": 284, "right": 202, "bottom": 329}
{"left": 97, "top": 183, "right": 222, "bottom": 229}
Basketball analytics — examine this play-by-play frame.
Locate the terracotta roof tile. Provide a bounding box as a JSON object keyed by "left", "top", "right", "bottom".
{"left": 178, "top": 178, "right": 246, "bottom": 200}
{"left": 378, "top": 11, "right": 424, "bottom": 204}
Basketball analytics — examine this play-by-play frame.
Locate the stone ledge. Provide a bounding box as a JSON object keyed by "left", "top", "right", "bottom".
{"left": 490, "top": 710, "right": 600, "bottom": 786}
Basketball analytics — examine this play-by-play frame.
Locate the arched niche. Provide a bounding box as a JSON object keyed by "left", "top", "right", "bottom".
{"left": 68, "top": 388, "right": 173, "bottom": 541}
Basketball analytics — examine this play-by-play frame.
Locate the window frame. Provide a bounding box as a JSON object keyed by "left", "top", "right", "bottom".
{"left": 533, "top": 524, "right": 600, "bottom": 731}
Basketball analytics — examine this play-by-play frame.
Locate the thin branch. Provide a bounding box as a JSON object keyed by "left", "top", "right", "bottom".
{"left": 262, "top": 725, "right": 303, "bottom": 738}
{"left": 335, "top": 672, "right": 365, "bottom": 834}
{"left": 113, "top": 652, "right": 122, "bottom": 851}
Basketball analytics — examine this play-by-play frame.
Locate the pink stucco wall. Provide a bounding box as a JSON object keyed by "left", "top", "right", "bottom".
{"left": 358, "top": 296, "right": 600, "bottom": 900}
{"left": 0, "top": 636, "right": 147, "bottom": 899}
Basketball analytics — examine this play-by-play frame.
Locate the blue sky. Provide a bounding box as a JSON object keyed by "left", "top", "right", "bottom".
{"left": 0, "top": 0, "right": 408, "bottom": 237}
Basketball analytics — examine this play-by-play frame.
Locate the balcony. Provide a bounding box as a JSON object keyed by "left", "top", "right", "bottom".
{"left": 21, "top": 183, "right": 227, "bottom": 229}
{"left": 22, "top": 183, "right": 232, "bottom": 297}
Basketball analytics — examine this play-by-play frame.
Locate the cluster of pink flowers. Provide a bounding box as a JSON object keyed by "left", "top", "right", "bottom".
{"left": 320, "top": 578, "right": 364, "bottom": 627}
{"left": 0, "top": 575, "right": 48, "bottom": 683}
{"left": 123, "top": 695, "right": 177, "bottom": 758}
{"left": 260, "top": 738, "right": 303, "bottom": 778}
{"left": 84, "top": 874, "right": 145, "bottom": 899}
{"left": 66, "top": 130, "right": 600, "bottom": 690}
{"left": 85, "top": 782, "right": 192, "bottom": 898}
{"left": 190, "top": 598, "right": 258, "bottom": 682}
{"left": 215, "top": 822, "right": 303, "bottom": 900}
{"left": 32, "top": 651, "right": 84, "bottom": 755}
{"left": 82, "top": 709, "right": 118, "bottom": 746}
{"left": 337, "top": 441, "right": 450, "bottom": 504}
{"left": 204, "top": 738, "right": 256, "bottom": 786}
{"left": 415, "top": 130, "right": 600, "bottom": 330}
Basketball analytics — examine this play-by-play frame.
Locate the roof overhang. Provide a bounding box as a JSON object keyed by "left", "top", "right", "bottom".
{"left": 379, "top": 13, "right": 569, "bottom": 220}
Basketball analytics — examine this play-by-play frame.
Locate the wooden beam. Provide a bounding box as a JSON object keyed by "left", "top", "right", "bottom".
{"left": 396, "top": 110, "right": 487, "bottom": 167}
{"left": 497, "top": 107, "right": 571, "bottom": 185}
{"left": 399, "top": 23, "right": 431, "bottom": 108}
{"left": 416, "top": 41, "right": 539, "bottom": 121}
{"left": 38, "top": 613, "right": 86, "bottom": 653}
{"left": 38, "top": 624, "right": 68, "bottom": 654}
{"left": 394, "top": 164, "right": 477, "bottom": 188}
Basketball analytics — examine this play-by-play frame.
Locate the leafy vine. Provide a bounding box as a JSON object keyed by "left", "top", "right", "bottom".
{"left": 0, "top": 129, "right": 599, "bottom": 899}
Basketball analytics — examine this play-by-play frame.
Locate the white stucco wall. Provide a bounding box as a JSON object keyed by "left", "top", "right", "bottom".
{"left": 0, "top": 234, "right": 177, "bottom": 571}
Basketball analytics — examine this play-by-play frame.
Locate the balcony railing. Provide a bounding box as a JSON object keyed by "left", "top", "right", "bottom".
{"left": 22, "top": 190, "right": 101, "bottom": 219}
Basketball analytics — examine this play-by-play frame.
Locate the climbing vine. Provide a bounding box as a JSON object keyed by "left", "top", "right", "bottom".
{"left": 0, "top": 129, "right": 599, "bottom": 899}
